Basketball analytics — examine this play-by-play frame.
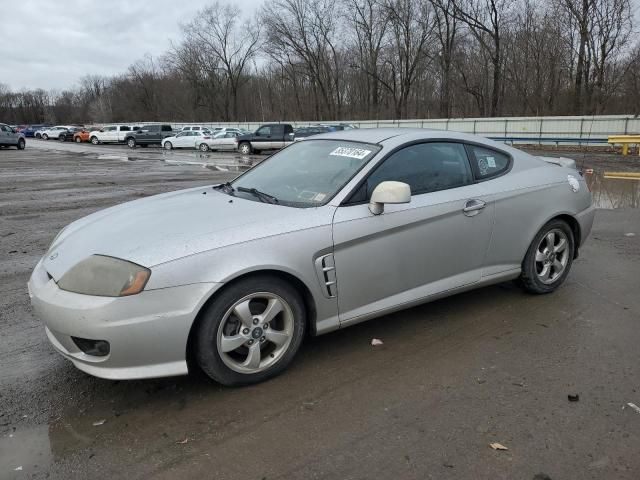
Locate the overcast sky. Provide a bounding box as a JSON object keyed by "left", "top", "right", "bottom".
{"left": 0, "top": 0, "right": 261, "bottom": 91}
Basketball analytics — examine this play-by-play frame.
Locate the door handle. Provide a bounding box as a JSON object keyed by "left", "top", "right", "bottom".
{"left": 463, "top": 199, "right": 486, "bottom": 216}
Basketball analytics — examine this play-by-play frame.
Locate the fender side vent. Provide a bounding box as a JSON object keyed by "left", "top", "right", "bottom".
{"left": 314, "top": 254, "right": 337, "bottom": 298}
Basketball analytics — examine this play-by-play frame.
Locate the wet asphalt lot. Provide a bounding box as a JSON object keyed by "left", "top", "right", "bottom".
{"left": 1, "top": 141, "right": 639, "bottom": 479}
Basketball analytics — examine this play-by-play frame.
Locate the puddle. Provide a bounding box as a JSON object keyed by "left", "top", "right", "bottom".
{"left": 97, "top": 154, "right": 130, "bottom": 161}
{"left": 0, "top": 425, "right": 51, "bottom": 477}
{"left": 586, "top": 172, "right": 640, "bottom": 209}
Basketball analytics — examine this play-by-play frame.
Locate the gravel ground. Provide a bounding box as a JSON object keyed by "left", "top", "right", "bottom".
{"left": 1, "top": 145, "right": 639, "bottom": 480}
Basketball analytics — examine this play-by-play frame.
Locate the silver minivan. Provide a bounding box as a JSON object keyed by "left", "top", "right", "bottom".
{"left": 0, "top": 123, "right": 26, "bottom": 149}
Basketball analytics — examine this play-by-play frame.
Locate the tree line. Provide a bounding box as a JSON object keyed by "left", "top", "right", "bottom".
{"left": 0, "top": 0, "right": 637, "bottom": 125}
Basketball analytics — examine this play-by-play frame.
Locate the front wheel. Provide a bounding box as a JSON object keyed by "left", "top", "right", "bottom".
{"left": 164, "top": 141, "right": 173, "bottom": 150}
{"left": 199, "top": 143, "right": 210, "bottom": 152}
{"left": 127, "top": 138, "right": 136, "bottom": 149}
{"left": 17, "top": 139, "right": 25, "bottom": 150}
{"left": 195, "top": 275, "right": 306, "bottom": 386}
{"left": 90, "top": 136, "right": 99, "bottom": 145}
{"left": 58, "top": 134, "right": 66, "bottom": 142}
{"left": 75, "top": 136, "right": 82, "bottom": 143}
{"left": 238, "top": 142, "right": 252, "bottom": 155}
{"left": 520, "top": 219, "right": 575, "bottom": 294}
{"left": 42, "top": 134, "right": 49, "bottom": 140}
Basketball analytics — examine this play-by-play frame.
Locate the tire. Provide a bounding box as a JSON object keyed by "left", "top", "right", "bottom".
{"left": 127, "top": 138, "right": 136, "bottom": 149}
{"left": 17, "top": 139, "right": 25, "bottom": 150}
{"left": 164, "top": 141, "right": 173, "bottom": 150}
{"left": 199, "top": 143, "right": 209, "bottom": 152}
{"left": 58, "top": 134, "right": 66, "bottom": 142}
{"left": 239, "top": 142, "right": 252, "bottom": 155}
{"left": 75, "top": 136, "right": 82, "bottom": 143}
{"left": 42, "top": 134, "right": 49, "bottom": 140}
{"left": 90, "top": 136, "right": 99, "bottom": 145}
{"left": 35, "top": 133, "right": 41, "bottom": 139}
{"left": 195, "top": 275, "right": 306, "bottom": 386}
{"left": 520, "top": 219, "right": 575, "bottom": 294}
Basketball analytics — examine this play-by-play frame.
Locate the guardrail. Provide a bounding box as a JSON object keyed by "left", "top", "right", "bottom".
{"left": 105, "top": 114, "right": 640, "bottom": 147}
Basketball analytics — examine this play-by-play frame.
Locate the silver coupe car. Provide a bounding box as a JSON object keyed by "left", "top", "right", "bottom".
{"left": 28, "top": 129, "right": 594, "bottom": 386}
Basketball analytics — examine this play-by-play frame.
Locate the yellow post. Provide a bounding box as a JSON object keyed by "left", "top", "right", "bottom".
{"left": 622, "top": 144, "right": 629, "bottom": 155}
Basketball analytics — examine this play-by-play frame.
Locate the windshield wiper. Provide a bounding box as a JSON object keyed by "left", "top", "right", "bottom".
{"left": 236, "top": 186, "right": 279, "bottom": 204}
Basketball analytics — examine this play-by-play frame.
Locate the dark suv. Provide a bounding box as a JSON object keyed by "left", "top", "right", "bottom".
{"left": 124, "top": 124, "right": 174, "bottom": 148}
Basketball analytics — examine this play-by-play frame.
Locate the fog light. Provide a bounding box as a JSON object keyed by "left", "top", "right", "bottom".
{"left": 71, "top": 337, "right": 110, "bottom": 357}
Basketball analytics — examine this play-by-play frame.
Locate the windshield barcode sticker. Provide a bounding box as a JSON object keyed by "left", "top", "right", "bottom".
{"left": 329, "top": 147, "right": 372, "bottom": 160}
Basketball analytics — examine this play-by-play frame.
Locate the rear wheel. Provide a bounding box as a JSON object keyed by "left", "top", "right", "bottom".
{"left": 127, "top": 138, "right": 136, "bottom": 149}
{"left": 199, "top": 143, "right": 209, "bottom": 152}
{"left": 58, "top": 134, "right": 66, "bottom": 142}
{"left": 17, "top": 139, "right": 25, "bottom": 150}
{"left": 75, "top": 136, "right": 82, "bottom": 143}
{"left": 42, "top": 134, "right": 49, "bottom": 140}
{"left": 520, "top": 219, "right": 575, "bottom": 294}
{"left": 91, "top": 136, "right": 99, "bottom": 145}
{"left": 195, "top": 275, "right": 306, "bottom": 386}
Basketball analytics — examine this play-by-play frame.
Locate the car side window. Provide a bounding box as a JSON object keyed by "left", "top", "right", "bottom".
{"left": 468, "top": 145, "right": 510, "bottom": 179}
{"left": 365, "top": 142, "right": 473, "bottom": 197}
{"left": 257, "top": 126, "right": 271, "bottom": 136}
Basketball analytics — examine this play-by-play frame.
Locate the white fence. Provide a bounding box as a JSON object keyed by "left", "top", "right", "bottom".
{"left": 132, "top": 114, "right": 640, "bottom": 146}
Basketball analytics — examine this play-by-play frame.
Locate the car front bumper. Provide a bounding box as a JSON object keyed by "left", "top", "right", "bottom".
{"left": 28, "top": 258, "right": 221, "bottom": 380}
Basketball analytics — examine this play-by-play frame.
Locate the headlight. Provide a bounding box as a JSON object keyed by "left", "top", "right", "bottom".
{"left": 58, "top": 255, "right": 151, "bottom": 297}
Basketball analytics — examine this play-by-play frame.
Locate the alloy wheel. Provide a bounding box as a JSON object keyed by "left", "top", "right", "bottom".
{"left": 535, "top": 229, "right": 569, "bottom": 284}
{"left": 216, "top": 292, "right": 294, "bottom": 374}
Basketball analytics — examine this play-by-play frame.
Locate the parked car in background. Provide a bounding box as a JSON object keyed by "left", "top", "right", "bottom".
{"left": 89, "top": 125, "right": 138, "bottom": 145}
{"left": 125, "top": 124, "right": 174, "bottom": 148}
{"left": 198, "top": 131, "right": 239, "bottom": 152}
{"left": 235, "top": 123, "right": 295, "bottom": 154}
{"left": 162, "top": 130, "right": 210, "bottom": 150}
{"left": 73, "top": 127, "right": 98, "bottom": 143}
{"left": 0, "top": 123, "right": 26, "bottom": 149}
{"left": 58, "top": 127, "right": 86, "bottom": 142}
{"left": 318, "top": 123, "right": 358, "bottom": 131}
{"left": 40, "top": 126, "right": 74, "bottom": 140}
{"left": 293, "top": 126, "right": 331, "bottom": 140}
{"left": 22, "top": 125, "right": 51, "bottom": 138}
{"left": 181, "top": 125, "right": 211, "bottom": 133}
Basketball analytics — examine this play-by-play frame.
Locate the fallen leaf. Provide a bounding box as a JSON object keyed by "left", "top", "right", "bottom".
{"left": 490, "top": 443, "right": 508, "bottom": 451}
{"left": 176, "top": 437, "right": 189, "bottom": 444}
{"left": 92, "top": 419, "right": 106, "bottom": 426}
{"left": 371, "top": 338, "right": 384, "bottom": 346}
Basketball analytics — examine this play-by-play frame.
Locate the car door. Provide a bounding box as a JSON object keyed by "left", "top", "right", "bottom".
{"left": 270, "top": 125, "right": 285, "bottom": 149}
{"left": 1, "top": 124, "right": 15, "bottom": 145}
{"left": 254, "top": 125, "right": 272, "bottom": 150}
{"left": 172, "top": 132, "right": 188, "bottom": 147}
{"left": 331, "top": 142, "right": 495, "bottom": 323}
{"left": 221, "top": 132, "right": 237, "bottom": 149}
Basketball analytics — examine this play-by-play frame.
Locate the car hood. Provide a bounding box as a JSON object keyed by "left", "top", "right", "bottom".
{"left": 43, "top": 187, "right": 334, "bottom": 280}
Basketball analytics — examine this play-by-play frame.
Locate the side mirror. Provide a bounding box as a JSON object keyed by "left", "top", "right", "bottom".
{"left": 369, "top": 181, "right": 411, "bottom": 215}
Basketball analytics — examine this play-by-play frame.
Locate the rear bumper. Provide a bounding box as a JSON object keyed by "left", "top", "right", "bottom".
{"left": 28, "top": 258, "right": 222, "bottom": 380}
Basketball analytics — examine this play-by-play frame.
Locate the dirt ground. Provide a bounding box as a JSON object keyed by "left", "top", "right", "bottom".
{"left": 1, "top": 145, "right": 639, "bottom": 480}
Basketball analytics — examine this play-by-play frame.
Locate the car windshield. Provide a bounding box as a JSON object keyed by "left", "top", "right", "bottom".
{"left": 231, "top": 140, "right": 380, "bottom": 207}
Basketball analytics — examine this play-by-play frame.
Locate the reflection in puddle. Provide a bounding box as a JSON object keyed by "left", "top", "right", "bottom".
{"left": 0, "top": 425, "right": 51, "bottom": 477}
{"left": 97, "top": 154, "right": 130, "bottom": 161}
{"left": 586, "top": 173, "right": 640, "bottom": 209}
